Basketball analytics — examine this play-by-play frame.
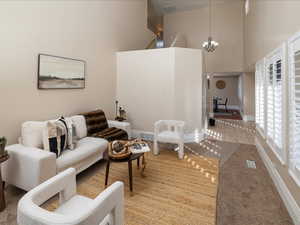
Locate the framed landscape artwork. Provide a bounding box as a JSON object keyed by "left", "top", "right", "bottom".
{"left": 38, "top": 54, "right": 85, "bottom": 89}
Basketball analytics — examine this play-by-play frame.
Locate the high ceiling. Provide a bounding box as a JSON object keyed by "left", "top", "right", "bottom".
{"left": 151, "top": 0, "right": 242, "bottom": 15}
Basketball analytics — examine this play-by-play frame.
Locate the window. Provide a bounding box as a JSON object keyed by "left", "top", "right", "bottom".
{"left": 255, "top": 60, "right": 265, "bottom": 136}
{"left": 265, "top": 44, "right": 286, "bottom": 164}
{"left": 288, "top": 33, "right": 300, "bottom": 186}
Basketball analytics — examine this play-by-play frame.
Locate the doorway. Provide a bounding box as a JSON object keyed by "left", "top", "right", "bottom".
{"left": 209, "top": 73, "right": 243, "bottom": 120}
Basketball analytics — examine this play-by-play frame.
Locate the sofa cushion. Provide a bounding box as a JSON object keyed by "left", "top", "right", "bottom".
{"left": 82, "top": 110, "right": 108, "bottom": 136}
{"left": 92, "top": 127, "right": 128, "bottom": 142}
{"left": 22, "top": 121, "right": 47, "bottom": 148}
{"left": 70, "top": 115, "right": 87, "bottom": 139}
{"left": 56, "top": 137, "right": 108, "bottom": 171}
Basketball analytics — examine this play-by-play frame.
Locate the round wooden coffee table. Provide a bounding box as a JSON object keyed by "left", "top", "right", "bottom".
{"left": 105, "top": 153, "right": 146, "bottom": 192}
{"left": 0, "top": 154, "right": 9, "bottom": 212}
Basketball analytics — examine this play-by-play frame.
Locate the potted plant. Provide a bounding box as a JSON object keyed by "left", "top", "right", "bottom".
{"left": 0, "top": 137, "right": 7, "bottom": 157}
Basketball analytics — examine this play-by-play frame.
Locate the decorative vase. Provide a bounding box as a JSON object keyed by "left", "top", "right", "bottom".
{"left": 0, "top": 137, "right": 7, "bottom": 157}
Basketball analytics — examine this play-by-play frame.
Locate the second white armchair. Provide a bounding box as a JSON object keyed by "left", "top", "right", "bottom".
{"left": 17, "top": 168, "right": 124, "bottom": 225}
{"left": 153, "top": 120, "right": 185, "bottom": 159}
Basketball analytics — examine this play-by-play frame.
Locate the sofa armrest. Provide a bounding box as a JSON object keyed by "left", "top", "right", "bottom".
{"left": 1, "top": 144, "right": 57, "bottom": 191}
{"left": 107, "top": 120, "right": 131, "bottom": 139}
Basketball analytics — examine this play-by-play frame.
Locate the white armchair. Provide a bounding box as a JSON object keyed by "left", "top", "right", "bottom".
{"left": 17, "top": 168, "right": 124, "bottom": 225}
{"left": 153, "top": 120, "right": 185, "bottom": 159}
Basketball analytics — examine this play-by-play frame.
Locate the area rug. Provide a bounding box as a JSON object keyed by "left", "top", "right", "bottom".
{"left": 214, "top": 109, "right": 242, "bottom": 120}
{"left": 45, "top": 149, "right": 219, "bottom": 225}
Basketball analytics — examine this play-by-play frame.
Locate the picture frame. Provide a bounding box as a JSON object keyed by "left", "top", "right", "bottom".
{"left": 38, "top": 54, "right": 86, "bottom": 89}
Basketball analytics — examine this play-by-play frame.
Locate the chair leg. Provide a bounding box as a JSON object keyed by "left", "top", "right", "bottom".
{"left": 153, "top": 140, "right": 159, "bottom": 155}
{"left": 178, "top": 142, "right": 184, "bottom": 159}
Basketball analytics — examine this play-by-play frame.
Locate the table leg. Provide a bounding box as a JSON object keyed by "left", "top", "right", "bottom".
{"left": 0, "top": 171, "right": 5, "bottom": 212}
{"left": 128, "top": 160, "right": 133, "bottom": 192}
{"left": 105, "top": 160, "right": 110, "bottom": 187}
{"left": 137, "top": 157, "right": 140, "bottom": 169}
{"left": 141, "top": 154, "right": 146, "bottom": 177}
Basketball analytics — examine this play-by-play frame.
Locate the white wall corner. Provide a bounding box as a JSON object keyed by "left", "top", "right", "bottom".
{"left": 255, "top": 138, "right": 300, "bottom": 225}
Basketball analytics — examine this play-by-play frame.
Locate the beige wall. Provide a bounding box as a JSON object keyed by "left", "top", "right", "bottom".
{"left": 164, "top": 1, "right": 244, "bottom": 73}
{"left": 211, "top": 76, "right": 240, "bottom": 107}
{"left": 241, "top": 72, "right": 255, "bottom": 117}
{"left": 0, "top": 0, "right": 153, "bottom": 144}
{"left": 117, "top": 48, "right": 175, "bottom": 132}
{"left": 117, "top": 48, "right": 203, "bottom": 138}
{"left": 174, "top": 48, "right": 203, "bottom": 136}
{"left": 245, "top": 0, "right": 300, "bottom": 71}
{"left": 147, "top": 0, "right": 163, "bottom": 35}
{"left": 245, "top": 0, "right": 300, "bottom": 211}
{"left": 237, "top": 75, "right": 243, "bottom": 112}
{"left": 257, "top": 134, "right": 300, "bottom": 209}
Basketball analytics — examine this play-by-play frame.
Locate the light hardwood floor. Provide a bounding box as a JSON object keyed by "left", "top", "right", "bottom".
{"left": 206, "top": 119, "right": 256, "bottom": 145}
{"left": 0, "top": 118, "right": 256, "bottom": 225}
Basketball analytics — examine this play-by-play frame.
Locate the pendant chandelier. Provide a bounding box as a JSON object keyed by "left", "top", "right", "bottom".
{"left": 202, "top": 0, "right": 219, "bottom": 52}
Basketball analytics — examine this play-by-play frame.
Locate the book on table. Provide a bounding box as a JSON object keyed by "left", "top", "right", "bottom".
{"left": 130, "top": 142, "right": 150, "bottom": 154}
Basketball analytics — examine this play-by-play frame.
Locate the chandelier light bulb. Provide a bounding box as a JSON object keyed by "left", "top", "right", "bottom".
{"left": 202, "top": 0, "right": 219, "bottom": 52}
{"left": 202, "top": 37, "right": 219, "bottom": 52}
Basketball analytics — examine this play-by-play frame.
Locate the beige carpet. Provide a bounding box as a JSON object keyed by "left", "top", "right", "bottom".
{"left": 216, "top": 143, "right": 294, "bottom": 225}
{"left": 45, "top": 149, "right": 219, "bottom": 225}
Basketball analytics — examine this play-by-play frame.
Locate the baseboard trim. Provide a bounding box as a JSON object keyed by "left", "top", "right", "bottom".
{"left": 256, "top": 126, "right": 266, "bottom": 140}
{"left": 289, "top": 169, "right": 300, "bottom": 188}
{"left": 131, "top": 129, "right": 204, "bottom": 143}
{"left": 184, "top": 131, "right": 205, "bottom": 143}
{"left": 255, "top": 138, "right": 300, "bottom": 225}
{"left": 242, "top": 114, "right": 255, "bottom": 122}
{"left": 131, "top": 129, "right": 154, "bottom": 141}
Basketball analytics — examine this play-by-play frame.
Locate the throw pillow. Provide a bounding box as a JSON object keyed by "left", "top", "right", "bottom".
{"left": 65, "top": 117, "right": 77, "bottom": 150}
{"left": 43, "top": 117, "right": 68, "bottom": 157}
{"left": 71, "top": 115, "right": 87, "bottom": 139}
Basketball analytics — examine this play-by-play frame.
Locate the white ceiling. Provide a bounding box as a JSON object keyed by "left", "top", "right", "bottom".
{"left": 152, "top": 0, "right": 243, "bottom": 15}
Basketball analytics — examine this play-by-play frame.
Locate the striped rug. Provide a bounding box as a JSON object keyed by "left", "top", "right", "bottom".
{"left": 46, "top": 149, "right": 219, "bottom": 225}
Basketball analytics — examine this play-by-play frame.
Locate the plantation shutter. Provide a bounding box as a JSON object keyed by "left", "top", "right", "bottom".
{"left": 255, "top": 60, "right": 265, "bottom": 134}
{"left": 290, "top": 50, "right": 300, "bottom": 160}
{"left": 274, "top": 59, "right": 283, "bottom": 148}
{"left": 288, "top": 34, "right": 300, "bottom": 174}
{"left": 267, "top": 63, "right": 274, "bottom": 140}
{"left": 265, "top": 45, "right": 285, "bottom": 163}
{"left": 255, "top": 65, "right": 260, "bottom": 126}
